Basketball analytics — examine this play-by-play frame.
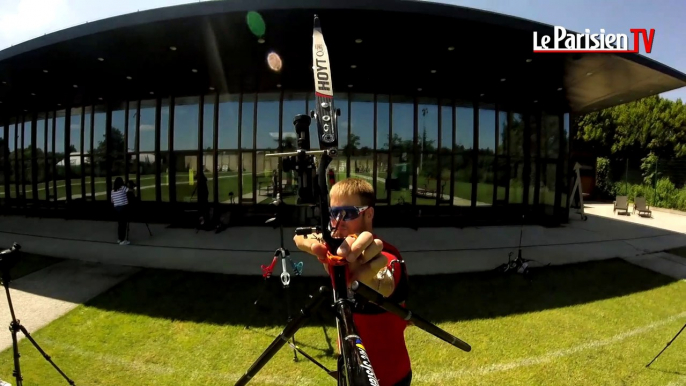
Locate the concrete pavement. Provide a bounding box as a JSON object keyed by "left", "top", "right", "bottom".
{"left": 0, "top": 260, "right": 139, "bottom": 351}
{"left": 0, "top": 202, "right": 684, "bottom": 277}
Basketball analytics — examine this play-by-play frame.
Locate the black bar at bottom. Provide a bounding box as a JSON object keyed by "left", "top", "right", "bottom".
{"left": 351, "top": 280, "right": 472, "bottom": 352}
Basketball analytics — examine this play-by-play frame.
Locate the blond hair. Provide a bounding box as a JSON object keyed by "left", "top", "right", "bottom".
{"left": 330, "top": 177, "right": 375, "bottom": 207}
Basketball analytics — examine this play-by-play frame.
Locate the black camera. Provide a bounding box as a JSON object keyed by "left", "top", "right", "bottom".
{"left": 0, "top": 242, "right": 21, "bottom": 274}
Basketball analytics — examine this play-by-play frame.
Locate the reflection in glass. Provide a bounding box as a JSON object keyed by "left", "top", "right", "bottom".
{"left": 111, "top": 105, "right": 127, "bottom": 183}
{"left": 509, "top": 159, "right": 524, "bottom": 204}
{"left": 440, "top": 102, "right": 452, "bottom": 154}
{"left": 174, "top": 96, "right": 199, "bottom": 151}
{"left": 495, "top": 156, "right": 508, "bottom": 202}
{"left": 438, "top": 154, "right": 452, "bottom": 205}
{"left": 203, "top": 95, "right": 214, "bottom": 151}
{"left": 375, "top": 152, "right": 388, "bottom": 204}
{"left": 350, "top": 94, "right": 374, "bottom": 184}
{"left": 217, "top": 150, "right": 239, "bottom": 203}
{"left": 478, "top": 106, "right": 496, "bottom": 153}
{"left": 257, "top": 151, "right": 278, "bottom": 204}
{"left": 160, "top": 152, "right": 171, "bottom": 202}
{"left": 509, "top": 113, "right": 524, "bottom": 157}
{"left": 93, "top": 106, "right": 107, "bottom": 200}
{"left": 175, "top": 153, "right": 198, "bottom": 203}
{"left": 139, "top": 100, "right": 156, "bottom": 152}
{"left": 202, "top": 153, "right": 215, "bottom": 203}
{"left": 498, "top": 111, "right": 507, "bottom": 156}
{"left": 256, "top": 93, "right": 279, "bottom": 150}
{"left": 218, "top": 94, "right": 239, "bottom": 149}
{"left": 161, "top": 98, "right": 170, "bottom": 151}
{"left": 455, "top": 104, "right": 473, "bottom": 151}
{"left": 242, "top": 95, "right": 255, "bottom": 150}
{"left": 542, "top": 113, "right": 560, "bottom": 158}
{"left": 390, "top": 97, "right": 413, "bottom": 205}
{"left": 376, "top": 95, "right": 389, "bottom": 151}
{"left": 241, "top": 152, "right": 254, "bottom": 202}
{"left": 138, "top": 152, "right": 156, "bottom": 201}
{"left": 539, "top": 162, "right": 557, "bottom": 209}
{"left": 476, "top": 155, "right": 494, "bottom": 206}
{"left": 55, "top": 112, "right": 66, "bottom": 200}
{"left": 453, "top": 153, "right": 472, "bottom": 206}
{"left": 128, "top": 102, "right": 137, "bottom": 152}
{"left": 69, "top": 107, "right": 82, "bottom": 200}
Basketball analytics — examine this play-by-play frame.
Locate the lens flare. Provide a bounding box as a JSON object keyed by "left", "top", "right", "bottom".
{"left": 246, "top": 11, "right": 266, "bottom": 37}
{"left": 267, "top": 52, "right": 282, "bottom": 72}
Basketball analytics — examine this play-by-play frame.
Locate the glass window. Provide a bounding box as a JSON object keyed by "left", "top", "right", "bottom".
{"left": 160, "top": 98, "right": 170, "bottom": 152}
{"left": 440, "top": 101, "right": 452, "bottom": 154}
{"left": 241, "top": 94, "right": 255, "bottom": 150}
{"left": 217, "top": 150, "right": 239, "bottom": 202}
{"left": 337, "top": 94, "right": 349, "bottom": 157}
{"left": 350, "top": 94, "right": 374, "bottom": 188}
{"left": 241, "top": 152, "right": 253, "bottom": 202}
{"left": 139, "top": 152, "right": 156, "bottom": 201}
{"left": 350, "top": 94, "right": 374, "bottom": 153}
{"left": 139, "top": 100, "right": 156, "bottom": 152}
{"left": 542, "top": 113, "right": 560, "bottom": 159}
{"left": 478, "top": 105, "right": 496, "bottom": 154}
{"left": 69, "top": 107, "right": 82, "bottom": 199}
{"left": 390, "top": 95, "right": 413, "bottom": 205}
{"left": 453, "top": 153, "right": 472, "bottom": 206}
{"left": 218, "top": 94, "right": 239, "bottom": 149}
{"left": 175, "top": 153, "right": 198, "bottom": 203}
{"left": 417, "top": 99, "right": 438, "bottom": 206}
{"left": 0, "top": 122, "right": 5, "bottom": 198}
{"left": 256, "top": 93, "right": 279, "bottom": 150}
{"left": 36, "top": 114, "right": 45, "bottom": 155}
{"left": 203, "top": 94, "right": 215, "bottom": 151}
{"left": 128, "top": 101, "right": 137, "bottom": 152}
{"left": 529, "top": 113, "right": 539, "bottom": 158}
{"left": 498, "top": 110, "right": 507, "bottom": 156}
{"left": 455, "top": 103, "right": 473, "bottom": 151}
{"left": 93, "top": 105, "right": 107, "bottom": 200}
{"left": 110, "top": 103, "right": 127, "bottom": 183}
{"left": 509, "top": 159, "right": 524, "bottom": 204}
{"left": 509, "top": 113, "right": 524, "bottom": 158}
{"left": 174, "top": 96, "right": 199, "bottom": 151}
{"left": 55, "top": 111, "right": 66, "bottom": 200}
{"left": 376, "top": 95, "right": 389, "bottom": 151}
{"left": 8, "top": 122, "right": 16, "bottom": 199}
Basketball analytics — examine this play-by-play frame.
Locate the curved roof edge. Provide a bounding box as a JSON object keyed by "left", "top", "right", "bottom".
{"left": 1, "top": 0, "right": 684, "bottom": 85}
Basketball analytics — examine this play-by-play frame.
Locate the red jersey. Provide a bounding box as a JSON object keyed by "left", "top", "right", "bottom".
{"left": 330, "top": 237, "right": 411, "bottom": 386}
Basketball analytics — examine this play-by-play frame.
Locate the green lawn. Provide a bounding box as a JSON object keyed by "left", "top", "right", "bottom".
{"left": 1, "top": 258, "right": 685, "bottom": 385}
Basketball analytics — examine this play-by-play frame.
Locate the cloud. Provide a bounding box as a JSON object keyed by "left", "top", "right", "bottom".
{"left": 139, "top": 124, "right": 154, "bottom": 131}
{"left": 0, "top": 0, "right": 70, "bottom": 48}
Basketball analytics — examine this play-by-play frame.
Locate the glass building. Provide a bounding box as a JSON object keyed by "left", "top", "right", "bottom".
{"left": 1, "top": 0, "right": 684, "bottom": 228}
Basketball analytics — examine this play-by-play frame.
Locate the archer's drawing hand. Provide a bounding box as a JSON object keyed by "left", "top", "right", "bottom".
{"left": 336, "top": 232, "right": 387, "bottom": 284}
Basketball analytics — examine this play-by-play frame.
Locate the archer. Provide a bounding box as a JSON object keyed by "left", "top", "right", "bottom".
{"left": 294, "top": 177, "right": 412, "bottom": 386}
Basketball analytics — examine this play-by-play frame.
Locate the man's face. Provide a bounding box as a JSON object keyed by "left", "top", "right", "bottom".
{"left": 329, "top": 194, "right": 373, "bottom": 238}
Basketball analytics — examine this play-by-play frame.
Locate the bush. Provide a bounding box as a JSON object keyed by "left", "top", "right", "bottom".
{"left": 610, "top": 178, "right": 686, "bottom": 211}
{"left": 596, "top": 157, "right": 614, "bottom": 199}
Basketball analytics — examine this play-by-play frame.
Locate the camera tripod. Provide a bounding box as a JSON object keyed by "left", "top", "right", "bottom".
{"left": 1, "top": 243, "right": 75, "bottom": 386}
{"left": 646, "top": 322, "right": 686, "bottom": 368}
{"left": 245, "top": 193, "right": 305, "bottom": 361}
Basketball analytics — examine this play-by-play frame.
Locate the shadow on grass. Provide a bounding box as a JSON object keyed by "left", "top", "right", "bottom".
{"left": 80, "top": 257, "right": 680, "bottom": 328}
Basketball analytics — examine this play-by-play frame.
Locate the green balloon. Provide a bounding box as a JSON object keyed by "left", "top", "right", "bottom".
{"left": 246, "top": 11, "right": 266, "bottom": 37}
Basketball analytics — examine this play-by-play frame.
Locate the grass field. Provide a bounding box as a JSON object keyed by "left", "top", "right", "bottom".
{"left": 1, "top": 258, "right": 685, "bottom": 386}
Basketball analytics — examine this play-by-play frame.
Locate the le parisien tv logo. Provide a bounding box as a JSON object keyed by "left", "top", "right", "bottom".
{"left": 533, "top": 26, "right": 655, "bottom": 53}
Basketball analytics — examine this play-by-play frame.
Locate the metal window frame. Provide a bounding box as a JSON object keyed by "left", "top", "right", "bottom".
{"left": 90, "top": 104, "right": 96, "bottom": 200}
{"left": 105, "top": 102, "right": 113, "bottom": 202}
{"left": 213, "top": 92, "right": 219, "bottom": 204}
{"left": 44, "top": 113, "right": 49, "bottom": 201}
{"left": 51, "top": 110, "right": 57, "bottom": 205}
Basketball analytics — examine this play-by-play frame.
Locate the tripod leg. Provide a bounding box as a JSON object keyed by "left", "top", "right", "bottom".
{"left": 245, "top": 277, "right": 271, "bottom": 330}
{"left": 284, "top": 281, "right": 298, "bottom": 362}
{"left": 17, "top": 324, "right": 76, "bottom": 385}
{"left": 10, "top": 321, "right": 24, "bottom": 386}
{"left": 646, "top": 322, "right": 686, "bottom": 367}
{"left": 234, "top": 287, "right": 329, "bottom": 386}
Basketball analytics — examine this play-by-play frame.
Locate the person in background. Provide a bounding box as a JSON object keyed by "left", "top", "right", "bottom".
{"left": 111, "top": 177, "right": 130, "bottom": 245}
